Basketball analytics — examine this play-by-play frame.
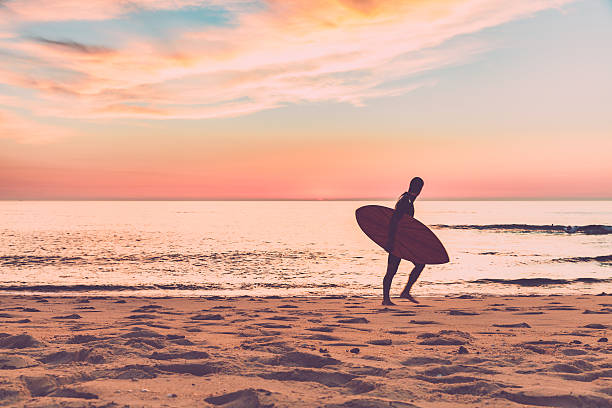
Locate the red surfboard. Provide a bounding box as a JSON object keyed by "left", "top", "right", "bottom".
{"left": 355, "top": 205, "right": 449, "bottom": 264}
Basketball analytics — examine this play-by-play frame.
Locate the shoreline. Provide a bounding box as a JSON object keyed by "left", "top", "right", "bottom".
{"left": 0, "top": 290, "right": 609, "bottom": 299}
{"left": 1, "top": 294, "right": 611, "bottom": 407}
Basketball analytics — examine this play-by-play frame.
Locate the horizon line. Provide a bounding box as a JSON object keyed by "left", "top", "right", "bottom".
{"left": 1, "top": 197, "right": 611, "bottom": 202}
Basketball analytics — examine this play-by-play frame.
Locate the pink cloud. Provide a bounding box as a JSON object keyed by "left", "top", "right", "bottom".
{"left": 0, "top": 0, "right": 575, "bottom": 139}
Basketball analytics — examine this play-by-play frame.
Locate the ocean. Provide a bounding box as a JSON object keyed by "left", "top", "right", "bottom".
{"left": 1, "top": 200, "right": 610, "bottom": 297}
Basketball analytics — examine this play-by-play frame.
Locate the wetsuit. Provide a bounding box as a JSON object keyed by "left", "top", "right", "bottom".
{"left": 382, "top": 192, "right": 425, "bottom": 303}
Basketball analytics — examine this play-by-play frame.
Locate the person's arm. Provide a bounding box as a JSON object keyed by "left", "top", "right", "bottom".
{"left": 385, "top": 213, "right": 402, "bottom": 252}
{"left": 385, "top": 198, "right": 408, "bottom": 252}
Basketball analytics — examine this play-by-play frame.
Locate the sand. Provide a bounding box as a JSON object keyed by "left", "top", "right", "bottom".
{"left": 0, "top": 294, "right": 611, "bottom": 407}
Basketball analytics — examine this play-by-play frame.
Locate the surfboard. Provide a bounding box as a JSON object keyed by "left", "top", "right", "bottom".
{"left": 355, "top": 205, "right": 449, "bottom": 264}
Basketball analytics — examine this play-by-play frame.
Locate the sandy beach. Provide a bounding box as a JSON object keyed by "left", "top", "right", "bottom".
{"left": 0, "top": 294, "right": 611, "bottom": 407}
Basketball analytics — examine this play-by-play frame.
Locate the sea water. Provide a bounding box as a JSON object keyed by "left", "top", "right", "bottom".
{"left": 1, "top": 201, "right": 610, "bottom": 297}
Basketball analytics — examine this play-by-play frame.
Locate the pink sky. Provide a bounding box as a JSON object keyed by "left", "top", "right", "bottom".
{"left": 1, "top": 0, "right": 611, "bottom": 199}
{"left": 2, "top": 131, "right": 610, "bottom": 199}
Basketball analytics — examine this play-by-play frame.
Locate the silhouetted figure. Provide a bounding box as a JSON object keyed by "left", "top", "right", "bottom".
{"left": 383, "top": 177, "right": 424, "bottom": 306}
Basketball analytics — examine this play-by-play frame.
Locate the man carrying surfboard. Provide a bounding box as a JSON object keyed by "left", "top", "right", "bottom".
{"left": 382, "top": 177, "right": 425, "bottom": 305}
{"left": 355, "top": 177, "right": 449, "bottom": 305}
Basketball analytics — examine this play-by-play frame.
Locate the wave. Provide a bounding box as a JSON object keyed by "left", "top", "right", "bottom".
{"left": 0, "top": 282, "right": 341, "bottom": 293}
{"left": 0, "top": 255, "right": 86, "bottom": 267}
{"left": 469, "top": 277, "right": 612, "bottom": 287}
{"left": 553, "top": 255, "right": 612, "bottom": 264}
{"left": 0, "top": 284, "right": 223, "bottom": 292}
{"left": 433, "top": 224, "right": 612, "bottom": 235}
{"left": 473, "top": 253, "right": 612, "bottom": 265}
{"left": 0, "top": 250, "right": 330, "bottom": 268}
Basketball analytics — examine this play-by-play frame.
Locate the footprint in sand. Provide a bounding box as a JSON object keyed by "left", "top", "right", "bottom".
{"left": 448, "top": 310, "right": 480, "bottom": 316}
{"left": 0, "top": 354, "right": 38, "bottom": 369}
{"left": 149, "top": 350, "right": 209, "bottom": 360}
{"left": 260, "top": 368, "right": 376, "bottom": 395}
{"left": 260, "top": 368, "right": 356, "bottom": 386}
{"left": 156, "top": 362, "right": 223, "bottom": 376}
{"left": 205, "top": 388, "right": 276, "bottom": 407}
{"left": 492, "top": 322, "right": 531, "bottom": 328}
{"left": 337, "top": 317, "right": 370, "bottom": 324}
{"left": 514, "top": 311, "right": 544, "bottom": 315}
{"left": 125, "top": 337, "right": 166, "bottom": 350}
{"left": 325, "top": 398, "right": 419, "bottom": 408}
{"left": 75, "top": 306, "right": 97, "bottom": 311}
{"left": 126, "top": 314, "right": 157, "bottom": 320}
{"left": 441, "top": 381, "right": 502, "bottom": 397}
{"left": 21, "top": 375, "right": 99, "bottom": 400}
{"left": 414, "top": 374, "right": 484, "bottom": 384}
{"left": 417, "top": 330, "right": 471, "bottom": 346}
{"left": 2, "top": 318, "right": 31, "bottom": 324}
{"left": 39, "top": 348, "right": 105, "bottom": 364}
{"left": 584, "top": 323, "right": 608, "bottom": 329}
{"left": 301, "top": 334, "right": 341, "bottom": 341}
{"left": 52, "top": 314, "right": 82, "bottom": 320}
{"left": 191, "top": 313, "right": 224, "bottom": 321}
{"left": 112, "top": 364, "right": 158, "bottom": 379}
{"left": 401, "top": 356, "right": 451, "bottom": 366}
{"left": 497, "top": 389, "right": 612, "bottom": 407}
{"left": 306, "top": 326, "right": 335, "bottom": 333}
{"left": 262, "top": 351, "right": 340, "bottom": 368}
{"left": 408, "top": 320, "right": 438, "bottom": 325}
{"left": 548, "top": 360, "right": 596, "bottom": 374}
{"left": 66, "top": 334, "right": 106, "bottom": 344}
{"left": 541, "top": 306, "right": 579, "bottom": 311}
{"left": 0, "top": 334, "right": 41, "bottom": 349}
{"left": 583, "top": 309, "right": 612, "bottom": 314}
{"left": 266, "top": 315, "right": 299, "bottom": 321}
{"left": 236, "top": 328, "right": 281, "bottom": 338}
{"left": 254, "top": 322, "right": 292, "bottom": 329}
{"left": 419, "top": 337, "right": 466, "bottom": 346}
{"left": 120, "top": 328, "right": 165, "bottom": 339}
{"left": 367, "top": 339, "right": 392, "bottom": 346}
{"left": 421, "top": 364, "right": 500, "bottom": 377}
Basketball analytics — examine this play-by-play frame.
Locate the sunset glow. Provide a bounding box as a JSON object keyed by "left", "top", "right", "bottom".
{"left": 1, "top": 0, "right": 611, "bottom": 199}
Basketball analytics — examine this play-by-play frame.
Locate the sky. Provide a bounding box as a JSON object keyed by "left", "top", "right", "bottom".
{"left": 0, "top": 0, "right": 611, "bottom": 200}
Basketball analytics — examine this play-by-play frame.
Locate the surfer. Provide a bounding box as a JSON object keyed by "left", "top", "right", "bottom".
{"left": 383, "top": 177, "right": 425, "bottom": 305}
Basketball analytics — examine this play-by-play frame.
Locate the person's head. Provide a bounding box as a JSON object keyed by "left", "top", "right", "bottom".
{"left": 407, "top": 177, "right": 424, "bottom": 199}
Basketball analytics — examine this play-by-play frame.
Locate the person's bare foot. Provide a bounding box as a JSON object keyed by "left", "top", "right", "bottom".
{"left": 382, "top": 299, "right": 396, "bottom": 306}
{"left": 399, "top": 292, "right": 419, "bottom": 303}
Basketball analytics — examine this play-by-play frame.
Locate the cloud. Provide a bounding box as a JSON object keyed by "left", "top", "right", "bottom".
{"left": 0, "top": 0, "right": 251, "bottom": 22}
{"left": 31, "top": 37, "right": 114, "bottom": 55}
{"left": 0, "top": 0, "right": 575, "bottom": 138}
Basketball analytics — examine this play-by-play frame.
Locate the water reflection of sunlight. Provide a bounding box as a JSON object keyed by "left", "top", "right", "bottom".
{"left": 0, "top": 201, "right": 610, "bottom": 296}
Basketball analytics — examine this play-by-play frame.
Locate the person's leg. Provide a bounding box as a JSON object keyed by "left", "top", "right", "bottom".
{"left": 382, "top": 253, "right": 401, "bottom": 305}
{"left": 399, "top": 263, "right": 425, "bottom": 303}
